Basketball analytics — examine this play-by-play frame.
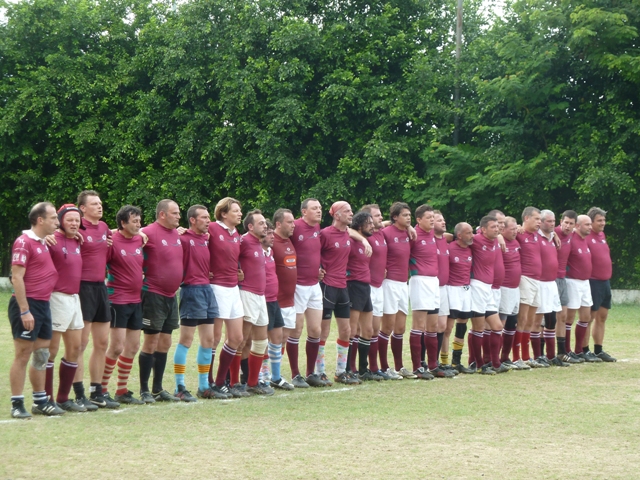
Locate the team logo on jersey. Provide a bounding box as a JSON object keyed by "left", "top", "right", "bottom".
{"left": 75, "top": 248, "right": 80, "bottom": 254}
{"left": 286, "top": 247, "right": 291, "bottom": 252}
{"left": 578, "top": 248, "right": 582, "bottom": 254}
{"left": 421, "top": 240, "right": 426, "bottom": 245}
{"left": 135, "top": 249, "right": 141, "bottom": 254}
{"left": 334, "top": 242, "right": 339, "bottom": 248}
{"left": 102, "top": 234, "right": 107, "bottom": 241}
{"left": 313, "top": 232, "right": 318, "bottom": 238}
{"left": 467, "top": 256, "right": 472, "bottom": 262}
{"left": 359, "top": 248, "right": 364, "bottom": 254}
{"left": 21, "top": 255, "right": 27, "bottom": 262}
{"left": 62, "top": 247, "right": 68, "bottom": 255}
{"left": 190, "top": 240, "right": 195, "bottom": 246}
{"left": 454, "top": 256, "right": 459, "bottom": 262}
{"left": 12, "top": 253, "right": 19, "bottom": 262}
{"left": 346, "top": 240, "right": 350, "bottom": 246}
{"left": 177, "top": 239, "right": 181, "bottom": 245}
{"left": 482, "top": 245, "right": 487, "bottom": 251}
{"left": 120, "top": 249, "right": 127, "bottom": 256}
{"left": 587, "top": 248, "right": 590, "bottom": 253}
{"left": 36, "top": 247, "right": 42, "bottom": 254}
{"left": 162, "top": 239, "right": 168, "bottom": 246}
{"left": 87, "top": 236, "right": 93, "bottom": 242}
{"left": 219, "top": 235, "right": 224, "bottom": 241}
{"left": 375, "top": 241, "right": 379, "bottom": 246}
{"left": 298, "top": 235, "right": 304, "bottom": 241}
{"left": 18, "top": 238, "right": 26, "bottom": 246}
{"left": 394, "top": 237, "right": 399, "bottom": 243}
{"left": 254, "top": 251, "right": 259, "bottom": 257}
{"left": 234, "top": 238, "right": 238, "bottom": 243}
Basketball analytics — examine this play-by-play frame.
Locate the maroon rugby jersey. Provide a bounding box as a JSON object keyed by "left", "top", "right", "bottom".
{"left": 80, "top": 218, "right": 111, "bottom": 282}
{"left": 239, "top": 233, "right": 266, "bottom": 296}
{"left": 502, "top": 239, "right": 522, "bottom": 288}
{"left": 107, "top": 232, "right": 144, "bottom": 304}
{"left": 181, "top": 230, "right": 210, "bottom": 286}
{"left": 142, "top": 222, "right": 183, "bottom": 297}
{"left": 539, "top": 233, "right": 558, "bottom": 282}
{"left": 555, "top": 226, "right": 572, "bottom": 279}
{"left": 435, "top": 236, "right": 450, "bottom": 287}
{"left": 49, "top": 231, "right": 82, "bottom": 295}
{"left": 382, "top": 225, "right": 410, "bottom": 282}
{"left": 470, "top": 233, "right": 497, "bottom": 285}
{"left": 567, "top": 234, "right": 592, "bottom": 280}
{"left": 492, "top": 248, "right": 505, "bottom": 290}
{"left": 290, "top": 219, "right": 321, "bottom": 286}
{"left": 272, "top": 233, "right": 297, "bottom": 308}
{"left": 409, "top": 227, "right": 438, "bottom": 277}
{"left": 346, "top": 238, "right": 371, "bottom": 284}
{"left": 208, "top": 222, "right": 241, "bottom": 288}
{"left": 587, "top": 231, "right": 612, "bottom": 281}
{"left": 11, "top": 231, "right": 59, "bottom": 301}
{"left": 369, "top": 230, "right": 388, "bottom": 288}
{"left": 320, "top": 226, "right": 351, "bottom": 289}
{"left": 516, "top": 231, "right": 542, "bottom": 280}
{"left": 264, "top": 247, "right": 279, "bottom": 302}
{"left": 448, "top": 242, "right": 472, "bottom": 287}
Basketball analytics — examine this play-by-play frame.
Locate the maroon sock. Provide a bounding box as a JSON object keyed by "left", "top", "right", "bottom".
{"left": 425, "top": 331, "right": 439, "bottom": 370}
{"left": 471, "top": 330, "right": 484, "bottom": 366}
{"left": 544, "top": 330, "right": 556, "bottom": 358}
{"left": 214, "top": 343, "right": 236, "bottom": 387}
{"left": 512, "top": 331, "right": 523, "bottom": 361}
{"left": 305, "top": 337, "right": 319, "bottom": 377}
{"left": 521, "top": 332, "right": 531, "bottom": 361}
{"left": 369, "top": 338, "right": 379, "bottom": 372}
{"left": 378, "top": 332, "right": 390, "bottom": 371}
{"left": 490, "top": 331, "right": 502, "bottom": 367}
{"left": 247, "top": 352, "right": 263, "bottom": 387}
{"left": 531, "top": 332, "right": 542, "bottom": 358}
{"left": 420, "top": 332, "right": 426, "bottom": 364}
{"left": 409, "top": 330, "right": 422, "bottom": 371}
{"left": 482, "top": 329, "right": 491, "bottom": 365}
{"left": 565, "top": 324, "right": 573, "bottom": 353}
{"left": 501, "top": 329, "right": 515, "bottom": 362}
{"left": 56, "top": 358, "right": 78, "bottom": 403}
{"left": 467, "top": 333, "right": 476, "bottom": 366}
{"left": 287, "top": 337, "right": 300, "bottom": 377}
{"left": 207, "top": 349, "right": 216, "bottom": 385}
{"left": 391, "top": 333, "right": 404, "bottom": 370}
{"left": 574, "top": 322, "right": 588, "bottom": 353}
{"left": 348, "top": 337, "right": 359, "bottom": 373}
{"left": 45, "top": 362, "right": 54, "bottom": 399}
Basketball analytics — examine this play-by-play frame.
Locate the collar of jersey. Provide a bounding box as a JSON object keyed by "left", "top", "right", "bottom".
{"left": 537, "top": 228, "right": 555, "bottom": 241}
{"left": 216, "top": 220, "right": 236, "bottom": 235}
{"left": 22, "top": 229, "right": 46, "bottom": 244}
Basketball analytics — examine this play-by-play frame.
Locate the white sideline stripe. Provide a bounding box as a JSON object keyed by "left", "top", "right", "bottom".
{"left": 316, "top": 387, "right": 353, "bottom": 394}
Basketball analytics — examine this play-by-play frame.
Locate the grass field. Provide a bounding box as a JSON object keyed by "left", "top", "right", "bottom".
{"left": 1, "top": 291, "right": 639, "bottom": 479}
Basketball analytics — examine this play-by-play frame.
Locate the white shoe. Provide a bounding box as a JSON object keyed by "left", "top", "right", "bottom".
{"left": 526, "top": 359, "right": 543, "bottom": 368}
{"left": 385, "top": 368, "right": 403, "bottom": 380}
{"left": 513, "top": 359, "right": 531, "bottom": 370}
{"left": 398, "top": 367, "right": 418, "bottom": 379}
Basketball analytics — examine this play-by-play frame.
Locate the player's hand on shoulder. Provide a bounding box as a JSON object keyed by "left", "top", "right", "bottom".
{"left": 177, "top": 226, "right": 187, "bottom": 235}
{"left": 45, "top": 234, "right": 57, "bottom": 246}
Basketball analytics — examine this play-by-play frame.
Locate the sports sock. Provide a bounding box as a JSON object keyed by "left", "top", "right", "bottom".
{"left": 214, "top": 343, "right": 236, "bottom": 387}
{"left": 173, "top": 343, "right": 189, "bottom": 390}
{"left": 467, "top": 333, "right": 475, "bottom": 366}
{"left": 565, "top": 324, "right": 573, "bottom": 353}
{"left": 409, "top": 330, "right": 423, "bottom": 371}
{"left": 470, "top": 330, "right": 483, "bottom": 367}
{"left": 437, "top": 332, "right": 444, "bottom": 357}
{"left": 260, "top": 352, "right": 270, "bottom": 383}
{"left": 207, "top": 348, "right": 216, "bottom": 385}
{"left": 306, "top": 336, "right": 320, "bottom": 377}
{"left": 73, "top": 381, "right": 85, "bottom": 400}
{"left": 90, "top": 382, "right": 103, "bottom": 396}
{"left": 520, "top": 331, "right": 531, "bottom": 361}
{"left": 530, "top": 332, "right": 541, "bottom": 358}
{"left": 574, "top": 321, "right": 588, "bottom": 354}
{"left": 490, "top": 330, "right": 502, "bottom": 367}
{"left": 501, "top": 328, "right": 516, "bottom": 362}
{"left": 56, "top": 358, "right": 78, "bottom": 404}
{"left": 451, "top": 340, "right": 464, "bottom": 366}
{"left": 420, "top": 332, "right": 426, "bottom": 364}
{"left": 197, "top": 346, "right": 212, "bottom": 391}
{"left": 268, "top": 342, "right": 281, "bottom": 381}
{"left": 543, "top": 330, "right": 556, "bottom": 358}
{"left": 358, "top": 337, "right": 371, "bottom": 374}
{"left": 229, "top": 353, "right": 241, "bottom": 385}
{"left": 440, "top": 351, "right": 450, "bottom": 365}
{"left": 45, "top": 361, "right": 54, "bottom": 399}
{"left": 594, "top": 344, "right": 603, "bottom": 355}
{"left": 482, "top": 329, "right": 492, "bottom": 365}
{"left": 115, "top": 355, "right": 134, "bottom": 396}
{"left": 512, "top": 331, "right": 523, "bottom": 361}
{"left": 138, "top": 352, "right": 154, "bottom": 393}
{"left": 583, "top": 346, "right": 590, "bottom": 354}
{"left": 348, "top": 337, "right": 358, "bottom": 373}
{"left": 557, "top": 337, "right": 566, "bottom": 355}
{"left": 425, "top": 331, "right": 439, "bottom": 370}
{"left": 369, "top": 336, "right": 380, "bottom": 372}
{"left": 391, "top": 333, "right": 404, "bottom": 370}
{"left": 33, "top": 390, "right": 47, "bottom": 406}
{"left": 336, "top": 338, "right": 349, "bottom": 375}
{"left": 378, "top": 332, "right": 390, "bottom": 371}
{"left": 11, "top": 395, "right": 25, "bottom": 408}
{"left": 315, "top": 340, "right": 326, "bottom": 375}
{"left": 102, "top": 356, "right": 117, "bottom": 394}
{"left": 152, "top": 352, "right": 168, "bottom": 393}
{"left": 240, "top": 357, "right": 249, "bottom": 385}
{"left": 287, "top": 336, "right": 300, "bottom": 377}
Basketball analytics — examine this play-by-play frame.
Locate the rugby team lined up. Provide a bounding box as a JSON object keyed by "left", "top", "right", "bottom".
{"left": 7, "top": 191, "right": 615, "bottom": 418}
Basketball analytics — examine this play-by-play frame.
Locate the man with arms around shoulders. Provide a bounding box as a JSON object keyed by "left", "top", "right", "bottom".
{"left": 498, "top": 217, "right": 522, "bottom": 369}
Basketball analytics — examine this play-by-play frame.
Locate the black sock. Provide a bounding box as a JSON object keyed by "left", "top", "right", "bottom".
{"left": 557, "top": 338, "right": 566, "bottom": 355}
{"left": 90, "top": 382, "right": 102, "bottom": 397}
{"left": 583, "top": 346, "right": 590, "bottom": 354}
{"left": 594, "top": 344, "right": 603, "bottom": 355}
{"left": 437, "top": 333, "right": 444, "bottom": 357}
{"left": 358, "top": 338, "right": 371, "bottom": 374}
{"left": 152, "top": 352, "right": 168, "bottom": 393}
{"left": 139, "top": 352, "right": 154, "bottom": 393}
{"left": 240, "top": 358, "right": 249, "bottom": 384}
{"left": 73, "top": 381, "right": 85, "bottom": 399}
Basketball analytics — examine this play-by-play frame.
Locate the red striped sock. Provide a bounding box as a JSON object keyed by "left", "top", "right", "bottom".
{"left": 102, "top": 356, "right": 117, "bottom": 394}
{"left": 115, "top": 356, "right": 134, "bottom": 396}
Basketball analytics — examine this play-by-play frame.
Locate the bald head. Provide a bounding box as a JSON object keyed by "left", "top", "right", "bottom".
{"left": 454, "top": 222, "right": 473, "bottom": 246}
{"left": 576, "top": 214, "right": 592, "bottom": 238}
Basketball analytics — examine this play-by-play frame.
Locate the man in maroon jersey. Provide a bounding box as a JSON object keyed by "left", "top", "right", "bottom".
{"left": 513, "top": 207, "right": 542, "bottom": 370}
{"left": 45, "top": 204, "right": 92, "bottom": 412}
{"left": 272, "top": 209, "right": 306, "bottom": 387}
{"left": 469, "top": 216, "right": 509, "bottom": 374}
{"left": 359, "top": 204, "right": 391, "bottom": 380}
{"left": 565, "top": 215, "right": 602, "bottom": 362}
{"left": 9, "top": 202, "right": 63, "bottom": 418}
{"left": 553, "top": 210, "right": 582, "bottom": 364}
{"left": 206, "top": 198, "right": 245, "bottom": 399}
{"left": 448, "top": 222, "right": 475, "bottom": 374}
{"left": 380, "top": 202, "right": 413, "bottom": 379}
{"left": 483, "top": 210, "right": 506, "bottom": 369}
{"left": 173, "top": 205, "right": 219, "bottom": 400}
{"left": 434, "top": 211, "right": 454, "bottom": 370}
{"left": 100, "top": 205, "right": 148, "bottom": 404}
{"left": 138, "top": 199, "right": 184, "bottom": 402}
{"left": 73, "top": 190, "right": 119, "bottom": 409}
{"left": 498, "top": 217, "right": 522, "bottom": 368}
{"left": 586, "top": 207, "right": 616, "bottom": 362}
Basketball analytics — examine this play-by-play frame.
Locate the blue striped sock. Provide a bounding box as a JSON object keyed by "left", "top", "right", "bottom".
{"left": 197, "top": 346, "right": 212, "bottom": 391}
{"left": 268, "top": 342, "right": 282, "bottom": 381}
{"left": 173, "top": 343, "right": 189, "bottom": 390}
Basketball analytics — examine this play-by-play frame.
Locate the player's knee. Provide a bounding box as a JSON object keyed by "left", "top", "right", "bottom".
{"left": 544, "top": 312, "right": 557, "bottom": 330}
{"left": 32, "top": 348, "right": 49, "bottom": 371}
{"left": 455, "top": 322, "right": 467, "bottom": 338}
{"left": 251, "top": 338, "right": 268, "bottom": 355}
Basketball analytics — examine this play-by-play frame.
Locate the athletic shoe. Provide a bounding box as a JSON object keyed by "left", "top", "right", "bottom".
{"left": 140, "top": 391, "right": 156, "bottom": 404}
{"left": 559, "top": 353, "right": 581, "bottom": 364}
{"left": 374, "top": 369, "right": 391, "bottom": 380}
{"left": 90, "top": 393, "right": 120, "bottom": 409}
{"left": 153, "top": 390, "right": 180, "bottom": 402}
{"left": 533, "top": 357, "right": 550, "bottom": 368}
{"left": 291, "top": 374, "right": 310, "bottom": 388}
{"left": 398, "top": 367, "right": 418, "bottom": 379}
{"left": 453, "top": 363, "right": 476, "bottom": 374}
{"left": 319, "top": 373, "right": 334, "bottom": 387}
{"left": 385, "top": 368, "right": 404, "bottom": 380}
{"left": 334, "top": 372, "right": 359, "bottom": 385}
{"left": 197, "top": 385, "right": 230, "bottom": 400}
{"left": 58, "top": 399, "right": 87, "bottom": 412}
{"left": 32, "top": 400, "right": 65, "bottom": 416}
{"left": 413, "top": 367, "right": 434, "bottom": 380}
{"left": 430, "top": 366, "right": 456, "bottom": 378}
{"left": 358, "top": 369, "right": 381, "bottom": 382}
{"left": 596, "top": 351, "right": 617, "bottom": 362}
{"left": 480, "top": 364, "right": 497, "bottom": 375}
{"left": 526, "top": 359, "right": 545, "bottom": 368}
{"left": 347, "top": 372, "right": 362, "bottom": 384}
{"left": 247, "top": 382, "right": 275, "bottom": 396}
{"left": 270, "top": 378, "right": 295, "bottom": 391}
{"left": 305, "top": 373, "right": 325, "bottom": 387}
{"left": 493, "top": 364, "right": 511, "bottom": 374}
{"left": 500, "top": 360, "right": 517, "bottom": 370}
{"left": 76, "top": 396, "right": 98, "bottom": 411}
{"left": 551, "top": 356, "right": 571, "bottom": 367}
{"left": 512, "top": 359, "right": 531, "bottom": 370}
{"left": 579, "top": 351, "right": 603, "bottom": 363}
{"left": 11, "top": 401, "right": 31, "bottom": 419}
{"left": 569, "top": 351, "right": 585, "bottom": 363}
{"left": 175, "top": 386, "right": 197, "bottom": 402}
{"left": 229, "top": 383, "right": 250, "bottom": 398}
{"left": 114, "top": 390, "right": 145, "bottom": 405}
{"left": 440, "top": 364, "right": 459, "bottom": 375}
